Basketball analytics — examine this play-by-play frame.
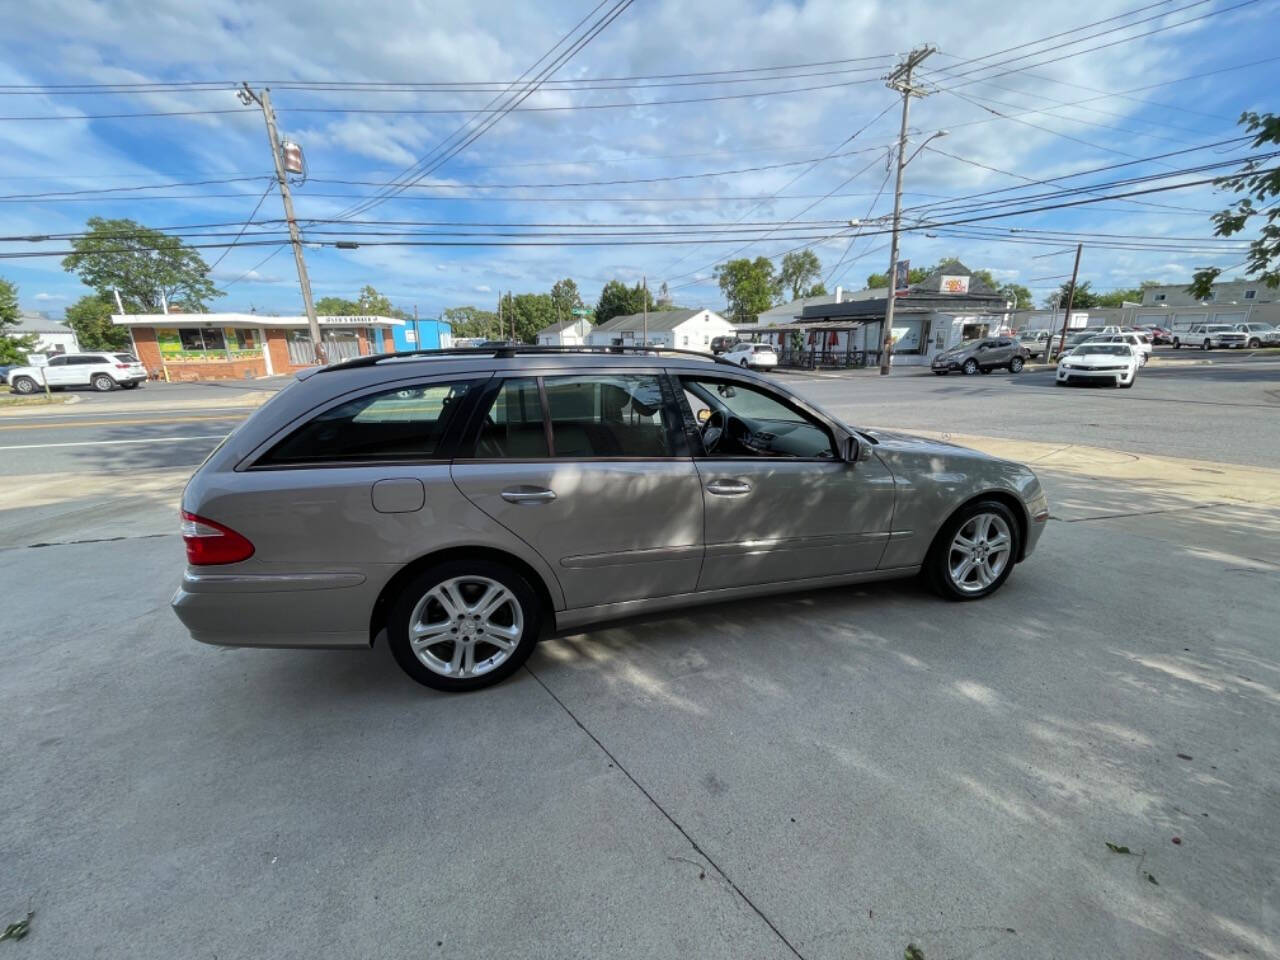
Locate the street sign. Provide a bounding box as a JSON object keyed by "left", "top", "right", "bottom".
{"left": 571, "top": 307, "right": 591, "bottom": 317}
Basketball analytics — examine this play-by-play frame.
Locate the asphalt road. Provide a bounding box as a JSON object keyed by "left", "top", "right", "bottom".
{"left": 1, "top": 357, "right": 1278, "bottom": 959}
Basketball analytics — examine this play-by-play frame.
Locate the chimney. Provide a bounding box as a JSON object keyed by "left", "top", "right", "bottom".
{"left": 835, "top": 286, "right": 843, "bottom": 304}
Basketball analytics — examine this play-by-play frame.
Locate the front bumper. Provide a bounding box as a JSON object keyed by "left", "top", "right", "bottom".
{"left": 1056, "top": 366, "right": 1131, "bottom": 385}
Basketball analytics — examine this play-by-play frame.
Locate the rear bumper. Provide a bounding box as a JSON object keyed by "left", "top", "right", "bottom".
{"left": 171, "top": 568, "right": 383, "bottom": 649}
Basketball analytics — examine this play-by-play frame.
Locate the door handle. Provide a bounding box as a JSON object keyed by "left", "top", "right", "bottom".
{"left": 705, "top": 479, "right": 752, "bottom": 496}
{"left": 501, "top": 486, "right": 557, "bottom": 504}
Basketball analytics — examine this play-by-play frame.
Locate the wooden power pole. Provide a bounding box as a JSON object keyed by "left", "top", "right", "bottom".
{"left": 240, "top": 83, "right": 324, "bottom": 364}
{"left": 1054, "top": 244, "right": 1084, "bottom": 361}
{"left": 878, "top": 46, "right": 935, "bottom": 376}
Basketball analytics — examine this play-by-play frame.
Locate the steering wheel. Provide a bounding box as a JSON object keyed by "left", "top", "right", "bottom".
{"left": 701, "top": 409, "right": 726, "bottom": 454}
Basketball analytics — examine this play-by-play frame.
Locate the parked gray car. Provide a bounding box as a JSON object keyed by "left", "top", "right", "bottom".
{"left": 931, "top": 336, "right": 1028, "bottom": 375}
{"left": 172, "top": 347, "right": 1048, "bottom": 691}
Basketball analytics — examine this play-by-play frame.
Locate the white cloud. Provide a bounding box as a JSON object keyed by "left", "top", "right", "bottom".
{"left": 33, "top": 292, "right": 67, "bottom": 301}
{"left": 474, "top": 284, "right": 491, "bottom": 293}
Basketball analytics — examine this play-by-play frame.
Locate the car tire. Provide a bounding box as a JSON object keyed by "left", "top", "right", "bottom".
{"left": 1172, "top": 339, "right": 1181, "bottom": 349}
{"left": 962, "top": 359, "right": 979, "bottom": 375}
{"left": 1009, "top": 356, "right": 1024, "bottom": 373}
{"left": 11, "top": 376, "right": 38, "bottom": 395}
{"left": 1248, "top": 338, "right": 1261, "bottom": 348}
{"left": 387, "top": 558, "right": 542, "bottom": 693}
{"left": 91, "top": 374, "right": 115, "bottom": 392}
{"left": 740, "top": 359, "right": 749, "bottom": 367}
{"left": 1201, "top": 339, "right": 1211, "bottom": 350}
{"left": 121, "top": 381, "right": 140, "bottom": 390}
{"left": 925, "top": 499, "right": 1021, "bottom": 601}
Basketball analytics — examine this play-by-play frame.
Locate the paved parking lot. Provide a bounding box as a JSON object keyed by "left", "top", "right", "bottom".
{"left": 2, "top": 361, "right": 1278, "bottom": 959}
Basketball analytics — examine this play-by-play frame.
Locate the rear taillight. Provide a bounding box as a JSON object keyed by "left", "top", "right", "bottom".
{"left": 115, "top": 363, "right": 129, "bottom": 369}
{"left": 181, "top": 510, "right": 254, "bottom": 565}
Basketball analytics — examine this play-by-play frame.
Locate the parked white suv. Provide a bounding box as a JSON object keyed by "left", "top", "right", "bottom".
{"left": 1084, "top": 332, "right": 1152, "bottom": 365}
{"left": 722, "top": 341, "right": 778, "bottom": 370}
{"left": 1233, "top": 322, "right": 1280, "bottom": 348}
{"left": 7, "top": 352, "right": 147, "bottom": 394}
{"left": 1171, "top": 324, "right": 1248, "bottom": 350}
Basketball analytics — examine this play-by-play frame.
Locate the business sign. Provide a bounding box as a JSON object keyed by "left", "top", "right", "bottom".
{"left": 404, "top": 329, "right": 417, "bottom": 343}
{"left": 940, "top": 275, "right": 970, "bottom": 295}
{"left": 1067, "top": 312, "right": 1089, "bottom": 329}
{"left": 893, "top": 259, "right": 910, "bottom": 298}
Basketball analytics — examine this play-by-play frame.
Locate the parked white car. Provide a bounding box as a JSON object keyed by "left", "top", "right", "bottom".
{"left": 1233, "top": 322, "right": 1280, "bottom": 348}
{"left": 1171, "top": 323, "right": 1248, "bottom": 350}
{"left": 723, "top": 342, "right": 778, "bottom": 370}
{"left": 1084, "top": 332, "right": 1152, "bottom": 365}
{"left": 6, "top": 352, "right": 147, "bottom": 394}
{"left": 1055, "top": 342, "right": 1140, "bottom": 388}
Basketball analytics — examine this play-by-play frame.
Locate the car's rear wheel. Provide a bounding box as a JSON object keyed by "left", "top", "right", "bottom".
{"left": 11, "top": 376, "right": 38, "bottom": 395}
{"left": 1248, "top": 338, "right": 1261, "bottom": 348}
{"left": 740, "top": 359, "right": 749, "bottom": 367}
{"left": 1009, "top": 356, "right": 1024, "bottom": 372}
{"left": 1201, "top": 339, "right": 1211, "bottom": 350}
{"left": 1172, "top": 339, "right": 1181, "bottom": 349}
{"left": 388, "top": 559, "right": 541, "bottom": 692}
{"left": 926, "top": 500, "right": 1020, "bottom": 601}
{"left": 91, "top": 374, "right": 115, "bottom": 392}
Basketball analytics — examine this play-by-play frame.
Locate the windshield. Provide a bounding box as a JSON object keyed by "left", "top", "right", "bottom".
{"left": 1072, "top": 345, "right": 1130, "bottom": 356}
{"left": 1206, "top": 325, "right": 1234, "bottom": 332}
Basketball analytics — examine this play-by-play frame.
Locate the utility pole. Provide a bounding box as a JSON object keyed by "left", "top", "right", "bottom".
{"left": 240, "top": 83, "right": 324, "bottom": 364}
{"left": 414, "top": 303, "right": 422, "bottom": 351}
{"left": 1055, "top": 244, "right": 1084, "bottom": 361}
{"left": 878, "top": 45, "right": 935, "bottom": 376}
{"left": 642, "top": 274, "right": 648, "bottom": 346}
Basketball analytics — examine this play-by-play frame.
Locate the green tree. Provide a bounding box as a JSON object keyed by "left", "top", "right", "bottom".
{"left": 356, "top": 285, "right": 393, "bottom": 315}
{"left": 865, "top": 264, "right": 930, "bottom": 289}
{"left": 806, "top": 282, "right": 828, "bottom": 298}
{"left": 1189, "top": 112, "right": 1280, "bottom": 298}
{"left": 1047, "top": 280, "right": 1098, "bottom": 309}
{"left": 550, "top": 277, "right": 584, "bottom": 321}
{"left": 779, "top": 249, "right": 822, "bottom": 300}
{"left": 442, "top": 305, "right": 499, "bottom": 340}
{"left": 595, "top": 279, "right": 654, "bottom": 323}
{"left": 1095, "top": 287, "right": 1146, "bottom": 307}
{"left": 64, "top": 293, "right": 129, "bottom": 350}
{"left": 717, "top": 257, "right": 780, "bottom": 324}
{"left": 499, "top": 292, "right": 555, "bottom": 343}
{"left": 315, "top": 296, "right": 360, "bottom": 315}
{"left": 0, "top": 277, "right": 36, "bottom": 364}
{"left": 60, "top": 217, "right": 222, "bottom": 312}
{"left": 998, "top": 283, "right": 1033, "bottom": 308}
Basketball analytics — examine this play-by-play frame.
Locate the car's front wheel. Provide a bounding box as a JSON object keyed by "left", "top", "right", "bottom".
{"left": 1009, "top": 356, "right": 1024, "bottom": 373}
{"left": 91, "top": 374, "right": 115, "bottom": 392}
{"left": 926, "top": 500, "right": 1020, "bottom": 601}
{"left": 1172, "top": 339, "right": 1181, "bottom": 349}
{"left": 740, "top": 359, "right": 749, "bottom": 367}
{"left": 1201, "top": 339, "right": 1211, "bottom": 350}
{"left": 388, "top": 559, "right": 542, "bottom": 692}
{"left": 962, "top": 359, "right": 979, "bottom": 375}
{"left": 10, "top": 376, "right": 38, "bottom": 395}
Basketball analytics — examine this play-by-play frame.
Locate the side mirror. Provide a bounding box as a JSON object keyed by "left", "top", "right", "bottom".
{"left": 844, "top": 435, "right": 872, "bottom": 462}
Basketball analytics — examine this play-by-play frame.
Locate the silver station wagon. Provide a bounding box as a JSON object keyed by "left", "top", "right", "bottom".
{"left": 173, "top": 347, "right": 1048, "bottom": 691}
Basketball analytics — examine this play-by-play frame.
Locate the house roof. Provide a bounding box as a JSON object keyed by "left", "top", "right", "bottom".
{"left": 111, "top": 312, "right": 404, "bottom": 328}
{"left": 800, "top": 262, "right": 1007, "bottom": 322}
{"left": 535, "top": 317, "right": 594, "bottom": 336}
{"left": 593, "top": 307, "right": 713, "bottom": 333}
{"left": 9, "top": 312, "right": 73, "bottom": 335}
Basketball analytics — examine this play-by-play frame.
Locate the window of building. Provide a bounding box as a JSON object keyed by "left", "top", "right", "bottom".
{"left": 259, "top": 381, "right": 475, "bottom": 465}
{"left": 1245, "top": 290, "right": 1256, "bottom": 300}
{"left": 544, "top": 374, "right": 674, "bottom": 458}
{"left": 156, "top": 326, "right": 261, "bottom": 360}
{"left": 681, "top": 377, "right": 835, "bottom": 459}
{"left": 1154, "top": 294, "right": 1166, "bottom": 301}
{"left": 472, "top": 378, "right": 548, "bottom": 458}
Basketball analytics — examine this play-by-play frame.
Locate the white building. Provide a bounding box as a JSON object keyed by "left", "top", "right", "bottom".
{"left": 535, "top": 317, "right": 594, "bottom": 346}
{"left": 588, "top": 308, "right": 733, "bottom": 352}
{"left": 5, "top": 312, "right": 80, "bottom": 356}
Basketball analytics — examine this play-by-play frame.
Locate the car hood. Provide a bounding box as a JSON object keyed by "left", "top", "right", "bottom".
{"left": 859, "top": 427, "right": 991, "bottom": 458}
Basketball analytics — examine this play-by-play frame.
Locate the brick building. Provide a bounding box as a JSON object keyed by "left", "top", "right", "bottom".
{"left": 110, "top": 313, "right": 403, "bottom": 381}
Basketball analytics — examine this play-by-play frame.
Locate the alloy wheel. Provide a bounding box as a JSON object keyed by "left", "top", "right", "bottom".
{"left": 947, "top": 513, "right": 1013, "bottom": 595}
{"left": 408, "top": 575, "right": 524, "bottom": 679}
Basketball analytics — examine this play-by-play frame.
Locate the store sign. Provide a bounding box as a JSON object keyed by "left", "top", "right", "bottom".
{"left": 939, "top": 275, "right": 970, "bottom": 294}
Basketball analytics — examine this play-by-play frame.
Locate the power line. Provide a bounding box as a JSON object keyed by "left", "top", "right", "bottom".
{"left": 222, "top": 245, "right": 288, "bottom": 287}
{"left": 203, "top": 184, "right": 275, "bottom": 272}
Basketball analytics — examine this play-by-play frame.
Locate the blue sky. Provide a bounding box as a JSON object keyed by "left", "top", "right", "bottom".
{"left": 1, "top": 0, "right": 1276, "bottom": 318}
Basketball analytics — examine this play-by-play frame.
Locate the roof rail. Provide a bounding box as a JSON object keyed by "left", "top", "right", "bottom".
{"left": 320, "top": 343, "right": 743, "bottom": 372}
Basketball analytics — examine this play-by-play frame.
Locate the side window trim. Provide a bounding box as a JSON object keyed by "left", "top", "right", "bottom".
{"left": 243, "top": 374, "right": 488, "bottom": 470}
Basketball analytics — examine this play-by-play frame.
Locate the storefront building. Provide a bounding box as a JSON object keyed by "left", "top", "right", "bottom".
{"left": 110, "top": 313, "right": 403, "bottom": 381}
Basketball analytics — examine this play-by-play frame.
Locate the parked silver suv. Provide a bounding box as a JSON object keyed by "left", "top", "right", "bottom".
{"left": 172, "top": 347, "right": 1048, "bottom": 691}
{"left": 931, "top": 336, "right": 1028, "bottom": 375}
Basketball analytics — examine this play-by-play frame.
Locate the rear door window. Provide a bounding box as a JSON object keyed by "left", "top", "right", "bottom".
{"left": 258, "top": 380, "right": 476, "bottom": 465}
{"left": 472, "top": 378, "right": 548, "bottom": 458}
{"left": 544, "top": 374, "right": 675, "bottom": 458}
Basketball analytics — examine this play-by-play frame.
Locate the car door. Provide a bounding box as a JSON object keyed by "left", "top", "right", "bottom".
{"left": 41, "top": 355, "right": 73, "bottom": 386}
{"left": 450, "top": 370, "right": 704, "bottom": 610}
{"left": 676, "top": 373, "right": 896, "bottom": 591}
